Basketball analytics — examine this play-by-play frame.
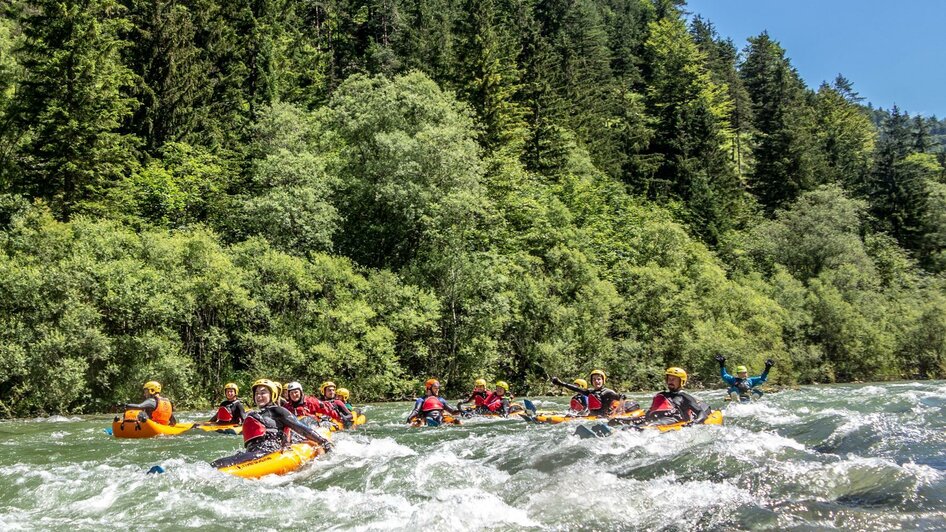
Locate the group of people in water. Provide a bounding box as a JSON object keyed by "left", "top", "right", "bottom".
{"left": 122, "top": 378, "right": 360, "bottom": 466}
{"left": 407, "top": 358, "right": 776, "bottom": 427}
{"left": 121, "top": 357, "right": 777, "bottom": 462}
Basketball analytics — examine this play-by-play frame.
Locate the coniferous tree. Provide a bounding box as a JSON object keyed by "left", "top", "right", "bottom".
{"left": 814, "top": 77, "right": 876, "bottom": 195}
{"left": 10, "top": 0, "right": 137, "bottom": 219}
{"left": 640, "top": 16, "right": 743, "bottom": 242}
{"left": 453, "top": 0, "right": 527, "bottom": 154}
{"left": 913, "top": 115, "right": 932, "bottom": 153}
{"left": 740, "top": 32, "right": 824, "bottom": 211}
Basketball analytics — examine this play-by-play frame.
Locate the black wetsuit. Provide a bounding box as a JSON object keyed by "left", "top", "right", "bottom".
{"left": 123, "top": 397, "right": 177, "bottom": 425}
{"left": 210, "top": 404, "right": 329, "bottom": 468}
{"left": 645, "top": 390, "right": 711, "bottom": 424}
{"left": 209, "top": 399, "right": 246, "bottom": 424}
{"left": 555, "top": 382, "right": 624, "bottom": 417}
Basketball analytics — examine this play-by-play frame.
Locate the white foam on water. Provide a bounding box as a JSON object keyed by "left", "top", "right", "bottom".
{"left": 333, "top": 435, "right": 417, "bottom": 460}
{"left": 31, "top": 415, "right": 82, "bottom": 423}
{"left": 723, "top": 401, "right": 802, "bottom": 425}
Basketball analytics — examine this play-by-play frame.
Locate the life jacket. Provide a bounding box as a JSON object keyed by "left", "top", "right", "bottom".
{"left": 586, "top": 393, "right": 602, "bottom": 411}
{"left": 649, "top": 393, "right": 674, "bottom": 413}
{"left": 421, "top": 396, "right": 444, "bottom": 412}
{"left": 735, "top": 379, "right": 751, "bottom": 394}
{"left": 215, "top": 405, "right": 234, "bottom": 423}
{"left": 150, "top": 397, "right": 172, "bottom": 425}
{"left": 472, "top": 391, "right": 488, "bottom": 407}
{"left": 242, "top": 415, "right": 267, "bottom": 444}
{"left": 483, "top": 392, "right": 505, "bottom": 412}
{"left": 570, "top": 395, "right": 587, "bottom": 411}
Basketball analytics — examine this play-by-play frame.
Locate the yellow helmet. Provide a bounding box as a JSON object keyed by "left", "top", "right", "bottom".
{"left": 320, "top": 381, "right": 337, "bottom": 395}
{"left": 474, "top": 378, "right": 488, "bottom": 387}
{"left": 251, "top": 379, "right": 279, "bottom": 401}
{"left": 735, "top": 365, "right": 748, "bottom": 374}
{"left": 495, "top": 381, "right": 510, "bottom": 392}
{"left": 224, "top": 382, "right": 239, "bottom": 394}
{"left": 573, "top": 378, "right": 588, "bottom": 388}
{"left": 665, "top": 367, "right": 688, "bottom": 387}
{"left": 336, "top": 388, "right": 350, "bottom": 401}
{"left": 589, "top": 369, "right": 607, "bottom": 383}
{"left": 143, "top": 381, "right": 162, "bottom": 395}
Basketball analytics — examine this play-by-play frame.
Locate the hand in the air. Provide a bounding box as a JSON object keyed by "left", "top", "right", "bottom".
{"left": 764, "top": 359, "right": 775, "bottom": 368}
{"left": 714, "top": 354, "right": 726, "bottom": 364}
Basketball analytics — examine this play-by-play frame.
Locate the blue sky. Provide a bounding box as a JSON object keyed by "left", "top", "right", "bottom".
{"left": 685, "top": 0, "right": 946, "bottom": 118}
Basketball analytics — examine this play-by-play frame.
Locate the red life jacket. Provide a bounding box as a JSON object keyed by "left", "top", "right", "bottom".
{"left": 242, "top": 415, "right": 267, "bottom": 444}
{"left": 587, "top": 393, "right": 602, "bottom": 411}
{"left": 570, "top": 396, "right": 586, "bottom": 411}
{"left": 422, "top": 396, "right": 444, "bottom": 412}
{"left": 483, "top": 392, "right": 504, "bottom": 412}
{"left": 215, "top": 405, "right": 233, "bottom": 423}
{"left": 649, "top": 394, "right": 674, "bottom": 413}
{"left": 472, "top": 391, "right": 488, "bottom": 407}
{"left": 151, "top": 397, "right": 172, "bottom": 425}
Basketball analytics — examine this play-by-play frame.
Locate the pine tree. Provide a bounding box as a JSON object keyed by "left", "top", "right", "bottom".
{"left": 11, "top": 0, "right": 137, "bottom": 219}
{"left": 453, "top": 0, "right": 527, "bottom": 154}
{"left": 640, "top": 16, "right": 743, "bottom": 242}
{"left": 740, "top": 32, "right": 824, "bottom": 212}
{"left": 913, "top": 115, "right": 932, "bottom": 153}
{"left": 814, "top": 78, "right": 876, "bottom": 195}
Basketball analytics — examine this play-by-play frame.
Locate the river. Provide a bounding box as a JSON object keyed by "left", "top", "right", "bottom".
{"left": 1, "top": 381, "right": 944, "bottom": 530}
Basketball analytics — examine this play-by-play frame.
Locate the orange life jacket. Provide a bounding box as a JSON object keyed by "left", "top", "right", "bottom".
{"left": 150, "top": 397, "right": 172, "bottom": 425}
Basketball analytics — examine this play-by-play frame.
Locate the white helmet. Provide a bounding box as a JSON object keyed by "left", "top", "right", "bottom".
{"left": 286, "top": 381, "right": 303, "bottom": 393}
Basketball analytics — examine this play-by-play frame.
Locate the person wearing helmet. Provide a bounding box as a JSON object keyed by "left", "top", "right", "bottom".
{"left": 457, "top": 378, "right": 490, "bottom": 414}
{"left": 644, "top": 368, "right": 710, "bottom": 424}
{"left": 715, "top": 355, "right": 774, "bottom": 402}
{"left": 123, "top": 381, "right": 177, "bottom": 425}
{"left": 550, "top": 370, "right": 625, "bottom": 417}
{"left": 210, "top": 379, "right": 332, "bottom": 468}
{"left": 568, "top": 378, "right": 590, "bottom": 413}
{"left": 336, "top": 388, "right": 355, "bottom": 412}
{"left": 208, "top": 382, "right": 246, "bottom": 425}
{"left": 482, "top": 381, "right": 513, "bottom": 416}
{"left": 284, "top": 382, "right": 332, "bottom": 419}
{"left": 407, "top": 379, "right": 459, "bottom": 426}
{"left": 319, "top": 381, "right": 354, "bottom": 428}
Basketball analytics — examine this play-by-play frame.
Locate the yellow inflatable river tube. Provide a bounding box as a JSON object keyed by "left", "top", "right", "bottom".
{"left": 217, "top": 429, "right": 332, "bottom": 479}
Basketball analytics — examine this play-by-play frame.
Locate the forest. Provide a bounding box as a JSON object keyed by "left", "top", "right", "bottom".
{"left": 0, "top": 0, "right": 944, "bottom": 416}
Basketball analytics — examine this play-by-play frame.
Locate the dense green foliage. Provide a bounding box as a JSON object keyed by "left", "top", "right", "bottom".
{"left": 0, "top": 0, "right": 943, "bottom": 416}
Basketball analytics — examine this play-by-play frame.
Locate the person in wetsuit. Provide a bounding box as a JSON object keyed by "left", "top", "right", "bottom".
{"left": 407, "top": 379, "right": 460, "bottom": 426}
{"left": 320, "top": 381, "right": 354, "bottom": 428}
{"left": 208, "top": 382, "right": 246, "bottom": 425}
{"left": 715, "top": 355, "right": 774, "bottom": 401}
{"left": 122, "top": 381, "right": 176, "bottom": 425}
{"left": 336, "top": 388, "right": 355, "bottom": 413}
{"left": 568, "top": 378, "right": 590, "bottom": 413}
{"left": 456, "top": 378, "right": 490, "bottom": 415}
{"left": 551, "top": 370, "right": 625, "bottom": 417}
{"left": 210, "top": 379, "right": 332, "bottom": 468}
{"left": 644, "top": 367, "right": 711, "bottom": 424}
{"left": 481, "top": 381, "right": 514, "bottom": 416}
{"left": 284, "top": 381, "right": 332, "bottom": 420}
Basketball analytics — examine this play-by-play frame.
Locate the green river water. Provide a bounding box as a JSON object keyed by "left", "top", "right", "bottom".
{"left": 1, "top": 381, "right": 945, "bottom": 530}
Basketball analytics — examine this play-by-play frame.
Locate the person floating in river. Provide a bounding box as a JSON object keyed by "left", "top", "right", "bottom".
{"left": 208, "top": 382, "right": 246, "bottom": 425}
{"left": 457, "top": 378, "right": 490, "bottom": 414}
{"left": 643, "top": 367, "right": 711, "bottom": 425}
{"left": 210, "top": 379, "right": 331, "bottom": 468}
{"left": 336, "top": 388, "right": 355, "bottom": 413}
{"left": 284, "top": 381, "right": 332, "bottom": 420}
{"left": 320, "top": 381, "right": 354, "bottom": 428}
{"left": 407, "top": 379, "right": 460, "bottom": 426}
{"left": 568, "top": 378, "right": 590, "bottom": 413}
{"left": 715, "top": 355, "right": 774, "bottom": 402}
{"left": 481, "top": 381, "right": 513, "bottom": 417}
{"left": 122, "top": 381, "right": 176, "bottom": 426}
{"left": 551, "top": 370, "right": 626, "bottom": 417}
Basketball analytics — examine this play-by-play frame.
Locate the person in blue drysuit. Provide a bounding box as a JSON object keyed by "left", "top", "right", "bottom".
{"left": 715, "top": 355, "right": 774, "bottom": 402}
